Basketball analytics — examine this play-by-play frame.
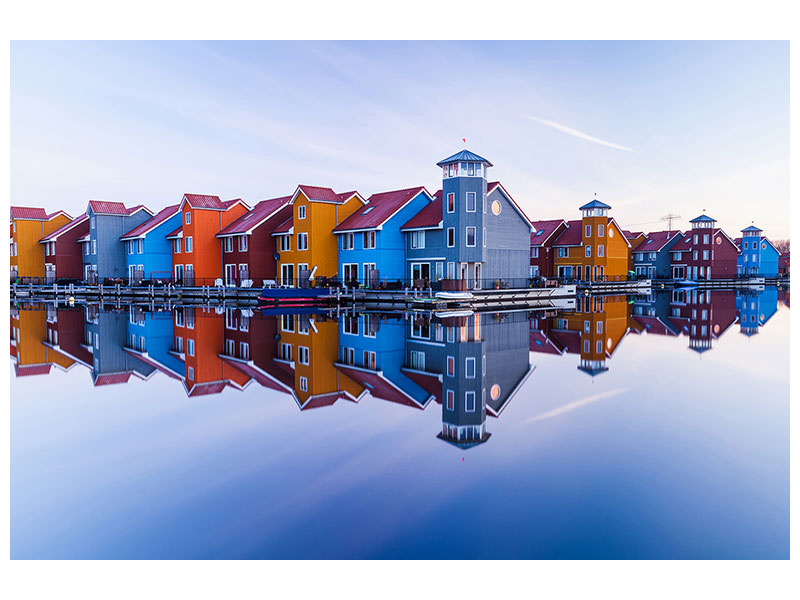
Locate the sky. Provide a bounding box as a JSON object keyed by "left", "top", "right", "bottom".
{"left": 10, "top": 41, "right": 790, "bottom": 238}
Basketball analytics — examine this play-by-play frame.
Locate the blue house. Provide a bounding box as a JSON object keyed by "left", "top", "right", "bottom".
{"left": 400, "top": 190, "right": 445, "bottom": 285}
{"left": 119, "top": 204, "right": 182, "bottom": 283}
{"left": 333, "top": 186, "right": 434, "bottom": 286}
{"left": 632, "top": 230, "right": 684, "bottom": 279}
{"left": 737, "top": 225, "right": 779, "bottom": 277}
{"left": 81, "top": 201, "right": 153, "bottom": 282}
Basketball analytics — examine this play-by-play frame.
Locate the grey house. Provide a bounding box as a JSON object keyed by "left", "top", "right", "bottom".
{"left": 632, "top": 230, "right": 684, "bottom": 279}
{"left": 81, "top": 201, "right": 153, "bottom": 282}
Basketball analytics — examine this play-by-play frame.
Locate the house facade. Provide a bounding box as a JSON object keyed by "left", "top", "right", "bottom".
{"left": 737, "top": 225, "right": 779, "bottom": 277}
{"left": 669, "top": 214, "right": 738, "bottom": 280}
{"left": 38, "top": 213, "right": 90, "bottom": 282}
{"left": 217, "top": 196, "right": 292, "bottom": 287}
{"left": 530, "top": 219, "right": 567, "bottom": 279}
{"left": 10, "top": 207, "right": 72, "bottom": 280}
{"left": 119, "top": 204, "right": 182, "bottom": 283}
{"left": 334, "top": 186, "right": 434, "bottom": 287}
{"left": 631, "top": 230, "right": 684, "bottom": 279}
{"left": 400, "top": 191, "right": 445, "bottom": 286}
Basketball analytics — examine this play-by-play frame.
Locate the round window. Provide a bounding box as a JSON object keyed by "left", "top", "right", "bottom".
{"left": 608, "top": 228, "right": 614, "bottom": 238}
{"left": 490, "top": 384, "right": 501, "bottom": 400}
{"left": 713, "top": 324, "right": 720, "bottom": 334}
{"left": 762, "top": 243, "right": 767, "bottom": 249}
{"left": 491, "top": 200, "right": 502, "bottom": 215}
{"left": 716, "top": 237, "right": 722, "bottom": 244}
{"left": 607, "top": 337, "right": 612, "bottom": 350}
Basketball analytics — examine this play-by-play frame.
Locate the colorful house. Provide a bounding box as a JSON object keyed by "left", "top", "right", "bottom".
{"left": 273, "top": 185, "right": 365, "bottom": 287}
{"left": 166, "top": 194, "right": 250, "bottom": 285}
{"left": 551, "top": 198, "right": 631, "bottom": 282}
{"left": 778, "top": 252, "right": 789, "bottom": 276}
{"left": 333, "top": 186, "right": 434, "bottom": 286}
{"left": 436, "top": 150, "right": 532, "bottom": 289}
{"left": 81, "top": 201, "right": 153, "bottom": 283}
{"left": 667, "top": 288, "right": 738, "bottom": 353}
{"left": 737, "top": 225, "right": 779, "bottom": 277}
{"left": 669, "top": 214, "right": 738, "bottom": 280}
{"left": 216, "top": 195, "right": 293, "bottom": 287}
{"left": 631, "top": 230, "right": 684, "bottom": 279}
{"left": 82, "top": 306, "right": 156, "bottom": 385}
{"left": 119, "top": 204, "right": 182, "bottom": 283}
{"left": 400, "top": 190, "right": 445, "bottom": 286}
{"left": 736, "top": 287, "right": 778, "bottom": 336}
{"left": 530, "top": 219, "right": 567, "bottom": 279}
{"left": 38, "top": 213, "right": 90, "bottom": 282}
{"left": 10, "top": 206, "right": 72, "bottom": 280}
{"left": 10, "top": 304, "right": 75, "bottom": 376}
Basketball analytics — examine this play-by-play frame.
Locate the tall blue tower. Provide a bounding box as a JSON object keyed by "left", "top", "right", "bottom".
{"left": 436, "top": 149, "right": 492, "bottom": 284}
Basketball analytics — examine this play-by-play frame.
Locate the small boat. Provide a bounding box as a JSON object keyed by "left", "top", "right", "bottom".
{"left": 434, "top": 310, "right": 474, "bottom": 319}
{"left": 674, "top": 279, "right": 699, "bottom": 287}
{"left": 435, "top": 291, "right": 474, "bottom": 301}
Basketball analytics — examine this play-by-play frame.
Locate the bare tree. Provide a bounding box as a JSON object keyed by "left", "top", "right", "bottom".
{"left": 773, "top": 239, "right": 790, "bottom": 254}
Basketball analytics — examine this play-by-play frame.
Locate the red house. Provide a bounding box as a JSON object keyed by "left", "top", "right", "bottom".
{"left": 530, "top": 219, "right": 567, "bottom": 279}
{"left": 38, "top": 213, "right": 90, "bottom": 281}
{"left": 670, "top": 214, "right": 738, "bottom": 280}
{"left": 216, "top": 195, "right": 293, "bottom": 287}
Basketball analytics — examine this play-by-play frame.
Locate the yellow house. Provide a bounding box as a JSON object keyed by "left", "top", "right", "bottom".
{"left": 273, "top": 185, "right": 365, "bottom": 286}
{"left": 10, "top": 206, "right": 72, "bottom": 279}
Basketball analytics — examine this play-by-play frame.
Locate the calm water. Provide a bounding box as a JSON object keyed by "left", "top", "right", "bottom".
{"left": 10, "top": 288, "right": 790, "bottom": 559}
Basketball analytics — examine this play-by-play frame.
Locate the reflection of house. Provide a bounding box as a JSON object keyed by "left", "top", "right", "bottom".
{"left": 10, "top": 305, "right": 70, "bottom": 376}
{"left": 120, "top": 204, "right": 182, "bottom": 283}
{"left": 667, "top": 289, "right": 738, "bottom": 353}
{"left": 632, "top": 231, "right": 684, "bottom": 279}
{"left": 529, "top": 219, "right": 567, "bottom": 279}
{"left": 38, "top": 213, "right": 90, "bottom": 282}
{"left": 123, "top": 307, "right": 185, "bottom": 381}
{"left": 83, "top": 307, "right": 156, "bottom": 385}
{"left": 736, "top": 225, "right": 779, "bottom": 277}
{"left": 629, "top": 293, "right": 682, "bottom": 337}
{"left": 736, "top": 287, "right": 778, "bottom": 336}
{"left": 10, "top": 207, "right": 72, "bottom": 280}
{"left": 670, "top": 214, "right": 738, "bottom": 280}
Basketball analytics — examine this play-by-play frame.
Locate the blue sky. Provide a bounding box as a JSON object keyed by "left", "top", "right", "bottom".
{"left": 10, "top": 41, "right": 789, "bottom": 237}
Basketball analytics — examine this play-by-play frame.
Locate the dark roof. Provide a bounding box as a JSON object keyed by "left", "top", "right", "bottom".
{"left": 94, "top": 372, "right": 132, "bottom": 386}
{"left": 401, "top": 191, "right": 442, "bottom": 230}
{"left": 272, "top": 216, "right": 293, "bottom": 234}
{"left": 690, "top": 214, "right": 716, "bottom": 223}
{"left": 633, "top": 230, "right": 681, "bottom": 252}
{"left": 217, "top": 196, "right": 292, "bottom": 236}
{"left": 734, "top": 237, "right": 742, "bottom": 248}
{"left": 40, "top": 214, "right": 89, "bottom": 242}
{"left": 579, "top": 199, "right": 611, "bottom": 210}
{"left": 295, "top": 185, "right": 356, "bottom": 204}
{"left": 335, "top": 364, "right": 426, "bottom": 409}
{"left": 11, "top": 206, "right": 49, "bottom": 220}
{"left": 623, "top": 230, "right": 644, "bottom": 239}
{"left": 88, "top": 200, "right": 131, "bottom": 215}
{"left": 333, "top": 186, "right": 429, "bottom": 233}
{"left": 126, "top": 204, "right": 152, "bottom": 215}
{"left": 120, "top": 204, "right": 180, "bottom": 240}
{"left": 15, "top": 364, "right": 52, "bottom": 376}
{"left": 551, "top": 220, "right": 583, "bottom": 246}
{"left": 530, "top": 219, "right": 566, "bottom": 246}
{"left": 436, "top": 149, "right": 493, "bottom": 167}
{"left": 741, "top": 225, "right": 763, "bottom": 232}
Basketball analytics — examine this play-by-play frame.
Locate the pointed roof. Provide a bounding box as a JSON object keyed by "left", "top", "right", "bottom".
{"left": 690, "top": 214, "right": 716, "bottom": 223}
{"left": 741, "top": 225, "right": 763, "bottom": 233}
{"left": 10, "top": 206, "right": 48, "bottom": 220}
{"left": 47, "top": 210, "right": 72, "bottom": 220}
{"left": 333, "top": 186, "right": 432, "bottom": 233}
{"left": 401, "top": 190, "right": 442, "bottom": 230}
{"left": 292, "top": 185, "right": 363, "bottom": 205}
{"left": 271, "top": 216, "right": 294, "bottom": 235}
{"left": 217, "top": 196, "right": 292, "bottom": 237}
{"left": 182, "top": 194, "right": 224, "bottom": 209}
{"left": 551, "top": 220, "right": 583, "bottom": 246}
{"left": 530, "top": 219, "right": 567, "bottom": 246}
{"left": 39, "top": 213, "right": 89, "bottom": 243}
{"left": 579, "top": 199, "right": 611, "bottom": 210}
{"left": 436, "top": 149, "right": 493, "bottom": 167}
{"left": 165, "top": 226, "right": 183, "bottom": 239}
{"left": 486, "top": 181, "right": 533, "bottom": 229}
{"left": 88, "top": 200, "right": 131, "bottom": 215}
{"left": 120, "top": 204, "right": 180, "bottom": 240}
{"left": 633, "top": 230, "right": 683, "bottom": 253}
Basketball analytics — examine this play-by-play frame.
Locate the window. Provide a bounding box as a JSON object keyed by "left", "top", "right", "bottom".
{"left": 447, "top": 262, "right": 455, "bottom": 279}
{"left": 184, "top": 212, "right": 191, "bottom": 225}
{"left": 483, "top": 227, "right": 486, "bottom": 248}
{"left": 174, "top": 239, "right": 181, "bottom": 253}
{"left": 90, "top": 216, "right": 96, "bottom": 228}
{"left": 703, "top": 234, "right": 709, "bottom": 244}
{"left": 298, "top": 346, "right": 309, "bottom": 365}
{"left": 447, "top": 193, "right": 455, "bottom": 213}
{"left": 279, "top": 235, "right": 290, "bottom": 251}
{"left": 136, "top": 239, "right": 143, "bottom": 254}
{"left": 557, "top": 247, "right": 568, "bottom": 258}
{"left": 467, "top": 163, "right": 474, "bottom": 176}
{"left": 648, "top": 252, "right": 656, "bottom": 260}
{"left": 447, "top": 228, "right": 455, "bottom": 247}
{"left": 702, "top": 250, "right": 709, "bottom": 260}
{"left": 410, "top": 350, "right": 425, "bottom": 370}
{"left": 127, "top": 241, "right": 134, "bottom": 255}
{"left": 173, "top": 336, "right": 183, "bottom": 353}
{"left": 465, "top": 357, "right": 476, "bottom": 379}
{"left": 466, "top": 192, "right": 476, "bottom": 212}
{"left": 532, "top": 247, "right": 539, "bottom": 258}
{"left": 342, "top": 233, "right": 354, "bottom": 250}
{"left": 187, "top": 338, "right": 195, "bottom": 357}
{"left": 585, "top": 246, "right": 591, "bottom": 258}
{"left": 465, "top": 391, "right": 476, "bottom": 412}
{"left": 91, "top": 240, "right": 97, "bottom": 254}
{"left": 343, "top": 315, "right": 359, "bottom": 335}
{"left": 411, "top": 319, "right": 430, "bottom": 339}
{"left": 584, "top": 320, "right": 591, "bottom": 333}
{"left": 466, "top": 227, "right": 476, "bottom": 247}
{"left": 596, "top": 340, "right": 603, "bottom": 354}
{"left": 585, "top": 225, "right": 591, "bottom": 238}
{"left": 280, "top": 343, "right": 292, "bottom": 361}
{"left": 693, "top": 250, "right": 698, "bottom": 260}
{"left": 447, "top": 356, "right": 455, "bottom": 376}
{"left": 743, "top": 241, "right": 748, "bottom": 250}
{"left": 298, "top": 205, "right": 306, "bottom": 219}
{"left": 239, "top": 236, "right": 248, "bottom": 252}
{"left": 693, "top": 234, "right": 698, "bottom": 244}
{"left": 188, "top": 366, "right": 194, "bottom": 381}
{"left": 363, "top": 231, "right": 376, "bottom": 249}
{"left": 299, "top": 376, "right": 308, "bottom": 392}
{"left": 186, "top": 237, "right": 193, "bottom": 252}
{"left": 364, "top": 350, "right": 376, "bottom": 369}
{"left": 598, "top": 224, "right": 605, "bottom": 237}
{"left": 281, "top": 313, "right": 295, "bottom": 332}
{"left": 597, "top": 245, "right": 604, "bottom": 257}
{"left": 446, "top": 390, "right": 455, "bottom": 411}
{"left": 584, "top": 340, "right": 590, "bottom": 353}
{"left": 410, "top": 230, "right": 425, "bottom": 249}
{"left": 297, "top": 233, "right": 308, "bottom": 250}
{"left": 436, "top": 262, "right": 444, "bottom": 281}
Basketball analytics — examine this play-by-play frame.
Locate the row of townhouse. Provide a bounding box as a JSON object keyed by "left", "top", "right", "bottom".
{"left": 12, "top": 304, "right": 533, "bottom": 449}
{"left": 10, "top": 149, "right": 533, "bottom": 290}
{"left": 529, "top": 205, "right": 786, "bottom": 281}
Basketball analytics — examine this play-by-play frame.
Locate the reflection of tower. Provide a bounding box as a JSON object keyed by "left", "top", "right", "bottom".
{"left": 736, "top": 287, "right": 778, "bottom": 336}
{"left": 679, "top": 289, "right": 738, "bottom": 353}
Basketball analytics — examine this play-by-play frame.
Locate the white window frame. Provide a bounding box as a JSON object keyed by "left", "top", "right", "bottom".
{"left": 298, "top": 346, "right": 310, "bottom": 365}
{"left": 298, "top": 205, "right": 306, "bottom": 220}
{"left": 447, "top": 193, "right": 455, "bottom": 213}
{"left": 447, "top": 227, "right": 455, "bottom": 248}
{"left": 466, "top": 192, "right": 476, "bottom": 212}
{"left": 465, "top": 391, "right": 476, "bottom": 413}
{"left": 465, "top": 357, "right": 476, "bottom": 379}
{"left": 465, "top": 227, "right": 476, "bottom": 247}
{"left": 297, "top": 233, "right": 308, "bottom": 251}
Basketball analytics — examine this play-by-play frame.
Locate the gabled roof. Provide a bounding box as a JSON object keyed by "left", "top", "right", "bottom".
{"left": 11, "top": 206, "right": 48, "bottom": 220}
{"left": 623, "top": 230, "right": 644, "bottom": 239}
{"left": 39, "top": 213, "right": 89, "bottom": 243}
{"left": 94, "top": 372, "right": 132, "bottom": 386}
{"left": 120, "top": 204, "right": 180, "bottom": 240}
{"left": 401, "top": 190, "right": 442, "bottom": 230}
{"left": 734, "top": 237, "right": 742, "bottom": 249}
{"left": 633, "top": 230, "right": 682, "bottom": 253}
{"left": 126, "top": 204, "right": 153, "bottom": 216}
{"left": 551, "top": 220, "right": 583, "bottom": 246}
{"left": 334, "top": 363, "right": 430, "bottom": 409}
{"left": 741, "top": 225, "right": 763, "bottom": 233}
{"left": 88, "top": 200, "right": 131, "bottom": 215}
{"left": 436, "top": 149, "right": 493, "bottom": 167}
{"left": 333, "top": 186, "right": 432, "bottom": 233}
{"left": 292, "top": 185, "right": 364, "bottom": 205}
{"left": 47, "top": 210, "right": 72, "bottom": 220}
{"left": 530, "top": 219, "right": 567, "bottom": 246}
{"left": 181, "top": 194, "right": 224, "bottom": 209}
{"left": 222, "top": 198, "right": 249, "bottom": 210}
{"left": 77, "top": 233, "right": 90, "bottom": 243}
{"left": 165, "top": 226, "right": 183, "bottom": 239}
{"left": 217, "top": 196, "right": 292, "bottom": 237}
{"left": 271, "top": 216, "right": 293, "bottom": 235}
{"left": 579, "top": 199, "right": 611, "bottom": 210}
{"left": 15, "top": 363, "right": 52, "bottom": 376}
{"left": 690, "top": 214, "right": 716, "bottom": 223}
{"left": 673, "top": 227, "right": 738, "bottom": 249}
{"left": 486, "top": 181, "right": 533, "bottom": 230}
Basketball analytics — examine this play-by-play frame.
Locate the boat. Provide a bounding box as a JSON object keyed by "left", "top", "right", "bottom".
{"left": 674, "top": 279, "right": 699, "bottom": 287}
{"left": 434, "top": 310, "right": 474, "bottom": 319}
{"left": 257, "top": 286, "right": 331, "bottom": 305}
{"left": 435, "top": 291, "right": 474, "bottom": 301}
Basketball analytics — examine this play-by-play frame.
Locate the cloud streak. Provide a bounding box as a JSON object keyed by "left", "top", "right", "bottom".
{"left": 525, "top": 116, "right": 634, "bottom": 152}
{"left": 523, "top": 388, "right": 628, "bottom": 424}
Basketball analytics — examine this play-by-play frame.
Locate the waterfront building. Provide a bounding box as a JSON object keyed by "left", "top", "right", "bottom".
{"left": 529, "top": 219, "right": 568, "bottom": 279}
{"left": 38, "top": 213, "right": 90, "bottom": 282}
{"left": 400, "top": 190, "right": 444, "bottom": 287}
{"left": 334, "top": 186, "right": 434, "bottom": 287}
{"left": 736, "top": 225, "right": 779, "bottom": 277}
{"left": 669, "top": 214, "right": 738, "bottom": 280}
{"left": 778, "top": 252, "right": 790, "bottom": 276}
{"left": 119, "top": 204, "right": 182, "bottom": 283}
{"left": 631, "top": 230, "right": 684, "bottom": 279}
{"left": 217, "top": 196, "right": 293, "bottom": 287}
{"left": 10, "top": 206, "right": 72, "bottom": 280}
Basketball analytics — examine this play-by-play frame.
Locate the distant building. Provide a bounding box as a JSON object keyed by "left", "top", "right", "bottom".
{"left": 632, "top": 230, "right": 684, "bottom": 279}
{"left": 10, "top": 206, "right": 72, "bottom": 280}
{"left": 529, "top": 219, "right": 568, "bottom": 279}
{"left": 778, "top": 252, "right": 790, "bottom": 276}
{"left": 667, "top": 288, "right": 738, "bottom": 353}
{"left": 737, "top": 225, "right": 779, "bottom": 277}
{"left": 669, "top": 214, "right": 738, "bottom": 280}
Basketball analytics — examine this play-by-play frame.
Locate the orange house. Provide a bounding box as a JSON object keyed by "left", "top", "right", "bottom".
{"left": 551, "top": 198, "right": 631, "bottom": 282}
{"left": 273, "top": 185, "right": 365, "bottom": 286}
{"left": 166, "top": 194, "right": 250, "bottom": 285}
{"left": 10, "top": 206, "right": 72, "bottom": 280}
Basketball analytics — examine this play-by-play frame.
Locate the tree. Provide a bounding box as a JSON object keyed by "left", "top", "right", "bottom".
{"left": 773, "top": 239, "right": 790, "bottom": 254}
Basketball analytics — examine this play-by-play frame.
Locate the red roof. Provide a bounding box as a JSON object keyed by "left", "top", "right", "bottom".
{"left": 15, "top": 364, "right": 52, "bottom": 376}
{"left": 335, "top": 364, "right": 425, "bottom": 409}
{"left": 40, "top": 214, "right": 89, "bottom": 242}
{"left": 126, "top": 204, "right": 152, "bottom": 216}
{"left": 94, "top": 372, "right": 132, "bottom": 386}
{"left": 217, "top": 196, "right": 292, "bottom": 237}
{"left": 633, "top": 230, "right": 682, "bottom": 253}
{"left": 336, "top": 191, "right": 359, "bottom": 203}
{"left": 333, "top": 186, "right": 429, "bottom": 232}
{"left": 120, "top": 204, "right": 180, "bottom": 240}
{"left": 272, "top": 216, "right": 293, "bottom": 235}
{"left": 88, "top": 200, "right": 130, "bottom": 215}
{"left": 219, "top": 357, "right": 289, "bottom": 393}
{"left": 734, "top": 237, "right": 742, "bottom": 249}
{"left": 623, "top": 230, "right": 644, "bottom": 239}
{"left": 187, "top": 381, "right": 229, "bottom": 396}
{"left": 400, "top": 368, "right": 441, "bottom": 404}
{"left": 11, "top": 206, "right": 48, "bottom": 220}
{"left": 299, "top": 391, "right": 358, "bottom": 411}
{"left": 221, "top": 198, "right": 249, "bottom": 210}
{"left": 165, "top": 226, "right": 183, "bottom": 239}
{"left": 295, "top": 185, "right": 359, "bottom": 204}
{"left": 529, "top": 330, "right": 565, "bottom": 354}
{"left": 47, "top": 210, "right": 72, "bottom": 220}
{"left": 182, "top": 194, "right": 224, "bottom": 209}
{"left": 531, "top": 219, "right": 566, "bottom": 246}
{"left": 401, "top": 190, "right": 443, "bottom": 230}
{"left": 552, "top": 220, "right": 583, "bottom": 246}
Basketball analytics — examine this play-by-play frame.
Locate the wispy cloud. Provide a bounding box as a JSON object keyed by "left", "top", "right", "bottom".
{"left": 523, "top": 388, "right": 628, "bottom": 424}
{"left": 525, "top": 116, "right": 634, "bottom": 152}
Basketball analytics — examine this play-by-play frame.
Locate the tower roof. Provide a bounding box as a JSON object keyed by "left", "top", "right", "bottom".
{"left": 579, "top": 199, "right": 611, "bottom": 210}
{"left": 690, "top": 214, "right": 716, "bottom": 223}
{"left": 436, "top": 149, "right": 493, "bottom": 167}
{"left": 741, "top": 225, "right": 763, "bottom": 233}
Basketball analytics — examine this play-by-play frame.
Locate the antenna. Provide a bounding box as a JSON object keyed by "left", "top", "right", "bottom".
{"left": 660, "top": 213, "right": 681, "bottom": 233}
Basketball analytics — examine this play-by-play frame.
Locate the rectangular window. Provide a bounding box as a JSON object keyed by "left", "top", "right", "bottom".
{"left": 584, "top": 339, "right": 590, "bottom": 353}
{"left": 703, "top": 234, "right": 709, "bottom": 244}
{"left": 298, "top": 205, "right": 306, "bottom": 219}
{"left": 743, "top": 241, "right": 748, "bottom": 250}
{"left": 447, "top": 193, "right": 455, "bottom": 213}
{"left": 532, "top": 247, "right": 539, "bottom": 258}
{"left": 363, "top": 231, "right": 376, "bottom": 249}
{"left": 465, "top": 357, "right": 476, "bottom": 379}
{"left": 223, "top": 237, "right": 231, "bottom": 253}
{"left": 186, "top": 237, "right": 193, "bottom": 252}
{"left": 299, "top": 376, "right": 308, "bottom": 392}
{"left": 447, "top": 228, "right": 455, "bottom": 247}
{"left": 447, "top": 356, "right": 455, "bottom": 377}
{"left": 693, "top": 250, "right": 698, "bottom": 260}
{"left": 280, "top": 343, "right": 292, "bottom": 361}
{"left": 597, "top": 245, "right": 604, "bottom": 257}
{"left": 446, "top": 390, "right": 455, "bottom": 411}
{"left": 342, "top": 233, "right": 354, "bottom": 250}
{"left": 187, "top": 366, "right": 194, "bottom": 381}
{"left": 127, "top": 241, "right": 134, "bottom": 255}
{"left": 410, "top": 350, "right": 425, "bottom": 371}
{"left": 584, "top": 320, "right": 590, "bottom": 333}
{"left": 702, "top": 250, "right": 709, "bottom": 260}
{"left": 364, "top": 350, "right": 376, "bottom": 369}
{"left": 281, "top": 314, "right": 295, "bottom": 332}
{"left": 239, "top": 236, "right": 248, "bottom": 252}
{"left": 91, "top": 240, "right": 97, "bottom": 255}
{"left": 298, "top": 346, "right": 310, "bottom": 365}
{"left": 585, "top": 225, "right": 591, "bottom": 238}
{"left": 343, "top": 315, "right": 359, "bottom": 335}
{"left": 279, "top": 235, "right": 290, "bottom": 251}
{"left": 483, "top": 227, "right": 486, "bottom": 248}
{"left": 598, "top": 224, "right": 605, "bottom": 237}
{"left": 585, "top": 245, "right": 591, "bottom": 258}
{"left": 467, "top": 163, "right": 474, "bottom": 176}
{"left": 597, "top": 321, "right": 604, "bottom": 334}
{"left": 466, "top": 227, "right": 476, "bottom": 247}
{"left": 693, "top": 234, "right": 698, "bottom": 244}
{"left": 174, "top": 239, "right": 181, "bottom": 253}
{"left": 557, "top": 247, "right": 568, "bottom": 258}
{"left": 466, "top": 192, "right": 476, "bottom": 212}
{"left": 447, "top": 262, "right": 455, "bottom": 279}
{"left": 137, "top": 239, "right": 144, "bottom": 254}
{"left": 297, "top": 233, "right": 308, "bottom": 250}
{"left": 410, "top": 230, "right": 425, "bottom": 249}
{"left": 187, "top": 338, "right": 195, "bottom": 357}
{"left": 465, "top": 391, "right": 476, "bottom": 412}
{"left": 596, "top": 340, "right": 603, "bottom": 354}
{"left": 185, "top": 212, "right": 191, "bottom": 225}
